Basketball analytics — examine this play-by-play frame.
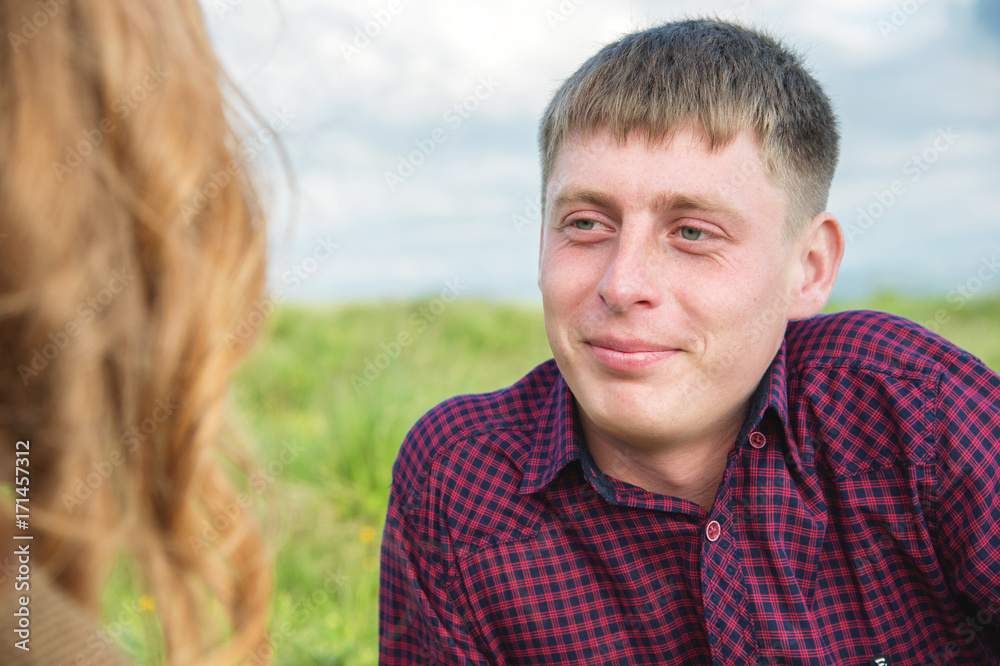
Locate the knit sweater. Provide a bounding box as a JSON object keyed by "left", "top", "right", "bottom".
{"left": 0, "top": 568, "right": 132, "bottom": 666}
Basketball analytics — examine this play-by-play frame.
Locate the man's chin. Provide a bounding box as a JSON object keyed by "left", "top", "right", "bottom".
{"left": 576, "top": 396, "right": 689, "bottom": 449}
{"left": 578, "top": 374, "right": 680, "bottom": 412}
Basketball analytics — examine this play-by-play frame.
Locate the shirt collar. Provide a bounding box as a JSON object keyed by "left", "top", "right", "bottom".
{"left": 518, "top": 339, "right": 793, "bottom": 496}
{"left": 737, "top": 337, "right": 792, "bottom": 448}
{"left": 519, "top": 371, "right": 582, "bottom": 495}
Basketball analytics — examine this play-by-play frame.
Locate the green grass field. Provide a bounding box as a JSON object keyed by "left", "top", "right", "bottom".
{"left": 229, "top": 300, "right": 554, "bottom": 664}
{"left": 105, "top": 293, "right": 1000, "bottom": 664}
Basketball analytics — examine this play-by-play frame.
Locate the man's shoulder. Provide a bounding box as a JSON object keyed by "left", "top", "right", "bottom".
{"left": 784, "top": 309, "right": 965, "bottom": 374}
{"left": 390, "top": 359, "right": 561, "bottom": 508}
{"left": 782, "top": 309, "right": 1000, "bottom": 478}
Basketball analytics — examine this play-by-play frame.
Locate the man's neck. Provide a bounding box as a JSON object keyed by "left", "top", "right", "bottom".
{"left": 580, "top": 402, "right": 749, "bottom": 512}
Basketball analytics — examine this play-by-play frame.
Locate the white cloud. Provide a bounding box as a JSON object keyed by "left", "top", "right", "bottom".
{"left": 201, "top": 0, "right": 1000, "bottom": 301}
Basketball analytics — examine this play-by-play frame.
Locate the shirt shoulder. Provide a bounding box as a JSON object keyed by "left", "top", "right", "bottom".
{"left": 390, "top": 359, "right": 560, "bottom": 511}
{"left": 784, "top": 309, "right": 967, "bottom": 375}
{"left": 783, "top": 309, "right": 999, "bottom": 477}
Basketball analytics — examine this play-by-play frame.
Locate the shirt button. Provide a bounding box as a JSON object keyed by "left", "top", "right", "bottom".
{"left": 749, "top": 431, "right": 766, "bottom": 449}
{"left": 706, "top": 520, "right": 721, "bottom": 542}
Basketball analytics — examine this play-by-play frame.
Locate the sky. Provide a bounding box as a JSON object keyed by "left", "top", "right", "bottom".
{"left": 200, "top": 0, "right": 1000, "bottom": 305}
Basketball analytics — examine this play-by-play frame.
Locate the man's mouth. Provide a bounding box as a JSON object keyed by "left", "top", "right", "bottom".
{"left": 585, "top": 337, "right": 680, "bottom": 372}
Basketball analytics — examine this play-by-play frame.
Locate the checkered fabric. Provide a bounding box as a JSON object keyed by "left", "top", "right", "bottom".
{"left": 379, "top": 310, "right": 1000, "bottom": 665}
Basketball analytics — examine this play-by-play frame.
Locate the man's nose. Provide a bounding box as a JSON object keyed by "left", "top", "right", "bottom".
{"left": 598, "top": 229, "right": 661, "bottom": 312}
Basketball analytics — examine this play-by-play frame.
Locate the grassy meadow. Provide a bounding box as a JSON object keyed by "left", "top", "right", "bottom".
{"left": 230, "top": 300, "right": 554, "bottom": 664}
{"left": 103, "top": 293, "right": 1000, "bottom": 664}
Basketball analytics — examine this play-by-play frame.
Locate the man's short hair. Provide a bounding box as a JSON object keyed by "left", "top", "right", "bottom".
{"left": 539, "top": 18, "right": 840, "bottom": 237}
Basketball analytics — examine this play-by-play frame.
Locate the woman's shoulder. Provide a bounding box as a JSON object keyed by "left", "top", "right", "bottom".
{"left": 0, "top": 563, "right": 133, "bottom": 665}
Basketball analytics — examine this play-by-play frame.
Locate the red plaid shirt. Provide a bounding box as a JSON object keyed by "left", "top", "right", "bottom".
{"left": 379, "top": 310, "right": 1000, "bottom": 665}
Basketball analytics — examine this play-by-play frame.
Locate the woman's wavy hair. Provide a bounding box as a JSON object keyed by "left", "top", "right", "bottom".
{"left": 0, "top": 0, "right": 273, "bottom": 663}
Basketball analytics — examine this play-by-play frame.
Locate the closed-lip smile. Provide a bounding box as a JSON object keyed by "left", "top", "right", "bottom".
{"left": 585, "top": 337, "right": 679, "bottom": 372}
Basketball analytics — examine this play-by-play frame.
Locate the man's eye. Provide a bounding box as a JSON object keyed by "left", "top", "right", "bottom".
{"left": 680, "top": 226, "right": 705, "bottom": 240}
{"left": 572, "top": 219, "right": 597, "bottom": 231}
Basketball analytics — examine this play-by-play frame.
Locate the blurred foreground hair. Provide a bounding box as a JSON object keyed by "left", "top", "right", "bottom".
{"left": 0, "top": 0, "right": 273, "bottom": 663}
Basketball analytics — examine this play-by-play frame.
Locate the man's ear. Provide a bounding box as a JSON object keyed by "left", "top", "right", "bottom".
{"left": 787, "top": 212, "right": 844, "bottom": 320}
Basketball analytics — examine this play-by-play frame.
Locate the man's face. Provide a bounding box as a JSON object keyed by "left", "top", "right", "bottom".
{"left": 539, "top": 126, "right": 805, "bottom": 450}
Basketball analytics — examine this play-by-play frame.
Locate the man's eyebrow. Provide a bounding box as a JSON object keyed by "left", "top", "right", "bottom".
{"left": 552, "top": 189, "right": 746, "bottom": 224}
{"left": 551, "top": 188, "right": 619, "bottom": 213}
{"left": 651, "top": 192, "right": 745, "bottom": 222}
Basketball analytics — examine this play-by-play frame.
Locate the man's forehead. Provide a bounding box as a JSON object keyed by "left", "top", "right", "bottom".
{"left": 556, "top": 123, "right": 766, "bottom": 163}
{"left": 542, "top": 131, "right": 790, "bottom": 236}
{"left": 550, "top": 131, "right": 766, "bottom": 184}
{"left": 548, "top": 126, "right": 769, "bottom": 188}
{"left": 544, "top": 126, "right": 782, "bottom": 213}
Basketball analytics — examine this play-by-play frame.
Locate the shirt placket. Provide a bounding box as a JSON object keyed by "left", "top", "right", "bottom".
{"left": 701, "top": 446, "right": 760, "bottom": 665}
